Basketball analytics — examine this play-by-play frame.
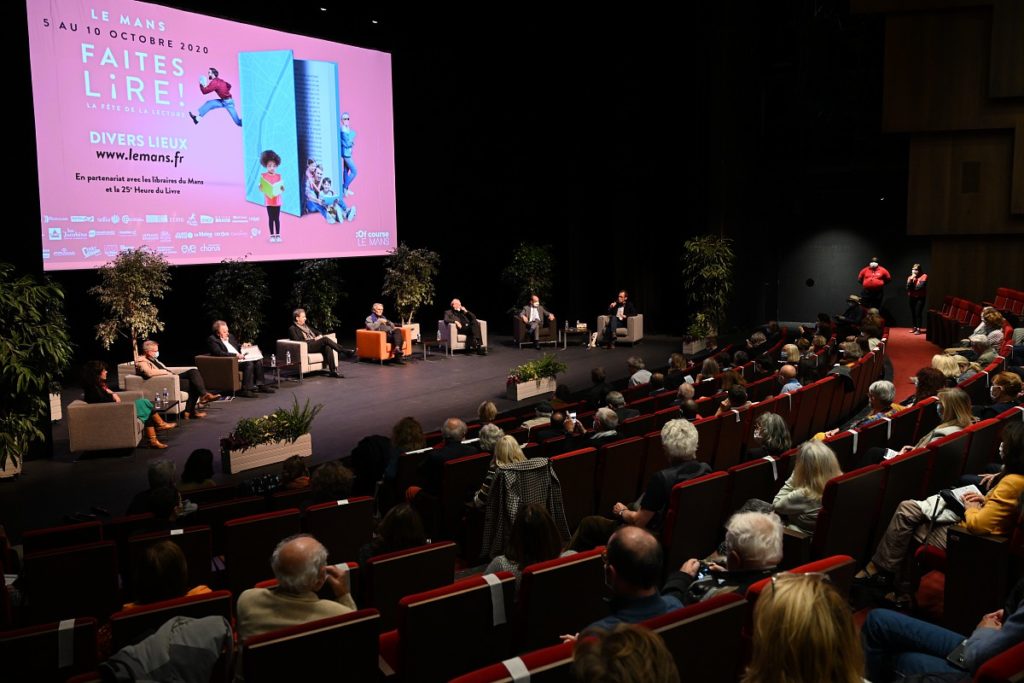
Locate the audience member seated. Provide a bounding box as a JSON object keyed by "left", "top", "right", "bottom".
{"left": 416, "top": 418, "right": 477, "bottom": 496}
{"left": 671, "top": 383, "right": 696, "bottom": 407}
{"left": 720, "top": 369, "right": 747, "bottom": 391}
{"left": 666, "top": 353, "right": 689, "bottom": 390}
{"left": 678, "top": 399, "right": 700, "bottom": 422}
{"left": 477, "top": 400, "right": 498, "bottom": 426}
{"left": 976, "top": 371, "right": 1023, "bottom": 419}
{"left": 796, "top": 337, "right": 812, "bottom": 358}
{"left": 179, "top": 449, "right": 216, "bottom": 492}
{"left": 745, "top": 412, "right": 792, "bottom": 461}
{"left": 835, "top": 294, "right": 867, "bottom": 337}
{"left": 607, "top": 391, "right": 638, "bottom": 423}
{"left": 778, "top": 364, "right": 801, "bottom": 395}
{"left": 280, "top": 455, "right": 311, "bottom": 490}
{"left": 573, "top": 624, "right": 680, "bottom": 682}
{"left": 746, "top": 331, "right": 768, "bottom": 357}
{"left": 127, "top": 460, "right": 179, "bottom": 515}
{"left": 473, "top": 434, "right": 524, "bottom": 509}
{"left": 960, "top": 307, "right": 1007, "bottom": 350}
{"left": 811, "top": 334, "right": 828, "bottom": 352}
{"left": 863, "top": 576, "right": 1024, "bottom": 682}
{"left": 310, "top": 461, "right": 355, "bottom": 503}
{"left": 380, "top": 416, "right": 427, "bottom": 487}
{"left": 574, "top": 407, "right": 621, "bottom": 449}
{"left": 663, "top": 511, "right": 782, "bottom": 605}
{"left": 903, "top": 367, "right": 946, "bottom": 407}
{"left": 627, "top": 356, "right": 652, "bottom": 386}
{"left": 124, "top": 540, "right": 211, "bottom": 610}
{"left": 570, "top": 419, "right": 709, "bottom": 550}
{"left": 932, "top": 353, "right": 961, "bottom": 388}
{"left": 797, "top": 356, "right": 820, "bottom": 385}
{"left": 743, "top": 572, "right": 865, "bottom": 683}
{"left": 588, "top": 367, "right": 612, "bottom": 407}
{"left": 781, "top": 344, "right": 800, "bottom": 363}
{"left": 237, "top": 534, "right": 356, "bottom": 640}
{"left": 818, "top": 380, "right": 902, "bottom": 441}
{"left": 647, "top": 372, "right": 666, "bottom": 396}
{"left": 206, "top": 319, "right": 274, "bottom": 397}
{"left": 954, "top": 354, "right": 979, "bottom": 384}
{"left": 839, "top": 340, "right": 863, "bottom": 365}
{"left": 550, "top": 384, "right": 574, "bottom": 409}
{"left": 715, "top": 385, "right": 751, "bottom": 417}
{"left": 477, "top": 423, "right": 504, "bottom": 454}
{"left": 860, "top": 387, "right": 975, "bottom": 467}
{"left": 82, "top": 360, "right": 174, "bottom": 449}
{"left": 966, "top": 334, "right": 997, "bottom": 365}
{"left": 694, "top": 358, "right": 719, "bottom": 384}
{"left": 135, "top": 339, "right": 219, "bottom": 418}
{"left": 522, "top": 401, "right": 554, "bottom": 431}
{"left": 357, "top": 503, "right": 428, "bottom": 568}
{"left": 771, "top": 441, "right": 842, "bottom": 535}
{"left": 485, "top": 502, "right": 572, "bottom": 588}
{"left": 854, "top": 421, "right": 1024, "bottom": 606}
{"left": 531, "top": 410, "right": 583, "bottom": 444}
{"left": 753, "top": 355, "right": 776, "bottom": 380}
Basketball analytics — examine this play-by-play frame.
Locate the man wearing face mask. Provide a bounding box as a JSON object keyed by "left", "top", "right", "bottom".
{"left": 519, "top": 294, "right": 555, "bottom": 350}
{"left": 136, "top": 340, "right": 220, "bottom": 418}
{"left": 858, "top": 256, "right": 891, "bottom": 310}
{"left": 906, "top": 263, "right": 928, "bottom": 334}
{"left": 974, "top": 371, "right": 1023, "bottom": 420}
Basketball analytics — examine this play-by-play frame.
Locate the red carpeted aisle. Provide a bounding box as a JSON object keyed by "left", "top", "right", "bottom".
{"left": 885, "top": 327, "right": 942, "bottom": 400}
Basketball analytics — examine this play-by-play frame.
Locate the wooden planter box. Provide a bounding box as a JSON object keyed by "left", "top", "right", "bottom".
{"left": 507, "top": 377, "right": 557, "bottom": 401}
{"left": 221, "top": 433, "right": 312, "bottom": 475}
{"left": 682, "top": 339, "right": 708, "bottom": 356}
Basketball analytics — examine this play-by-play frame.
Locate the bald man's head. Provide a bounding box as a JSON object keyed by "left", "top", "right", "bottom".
{"left": 779, "top": 364, "right": 797, "bottom": 382}
{"left": 272, "top": 535, "right": 328, "bottom": 594}
{"left": 606, "top": 526, "right": 663, "bottom": 592}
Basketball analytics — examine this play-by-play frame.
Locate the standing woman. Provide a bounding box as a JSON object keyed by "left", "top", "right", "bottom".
{"left": 906, "top": 263, "right": 928, "bottom": 335}
{"left": 81, "top": 361, "right": 173, "bottom": 449}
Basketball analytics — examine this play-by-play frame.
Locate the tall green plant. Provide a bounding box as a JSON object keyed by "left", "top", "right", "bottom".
{"left": 205, "top": 258, "right": 269, "bottom": 343}
{"left": 0, "top": 264, "right": 74, "bottom": 470}
{"left": 289, "top": 260, "right": 345, "bottom": 331}
{"left": 502, "top": 243, "right": 553, "bottom": 306}
{"left": 382, "top": 243, "right": 440, "bottom": 325}
{"left": 90, "top": 248, "right": 172, "bottom": 360}
{"left": 680, "top": 234, "right": 735, "bottom": 338}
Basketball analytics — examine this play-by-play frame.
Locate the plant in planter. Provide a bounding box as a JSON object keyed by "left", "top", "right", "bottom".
{"left": 289, "top": 259, "right": 345, "bottom": 332}
{"left": 220, "top": 396, "right": 324, "bottom": 474}
{"left": 205, "top": 258, "right": 269, "bottom": 344}
{"left": 506, "top": 353, "right": 568, "bottom": 401}
{"left": 502, "top": 242, "right": 553, "bottom": 312}
{"left": 382, "top": 243, "right": 440, "bottom": 330}
{"left": 91, "top": 248, "right": 172, "bottom": 361}
{"left": 680, "top": 234, "right": 735, "bottom": 342}
{"left": 0, "top": 263, "right": 74, "bottom": 476}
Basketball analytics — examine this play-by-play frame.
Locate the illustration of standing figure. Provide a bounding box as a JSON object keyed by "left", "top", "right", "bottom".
{"left": 339, "top": 112, "right": 357, "bottom": 196}
{"left": 259, "top": 150, "right": 284, "bottom": 242}
{"left": 189, "top": 67, "right": 242, "bottom": 127}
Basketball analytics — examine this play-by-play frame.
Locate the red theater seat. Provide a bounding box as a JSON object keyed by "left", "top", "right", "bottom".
{"left": 0, "top": 618, "right": 98, "bottom": 681}
{"left": 517, "top": 548, "right": 607, "bottom": 651}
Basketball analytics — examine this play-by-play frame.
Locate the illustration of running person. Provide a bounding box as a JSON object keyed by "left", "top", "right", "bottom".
{"left": 188, "top": 68, "right": 242, "bottom": 127}
{"left": 259, "top": 150, "right": 284, "bottom": 242}
{"left": 320, "top": 177, "right": 355, "bottom": 223}
{"left": 339, "top": 112, "right": 357, "bottom": 196}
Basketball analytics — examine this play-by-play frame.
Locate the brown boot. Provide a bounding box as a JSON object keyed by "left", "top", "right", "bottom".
{"left": 145, "top": 426, "right": 168, "bottom": 449}
{"left": 151, "top": 412, "right": 177, "bottom": 431}
{"left": 183, "top": 409, "right": 207, "bottom": 419}
{"left": 200, "top": 392, "right": 221, "bottom": 404}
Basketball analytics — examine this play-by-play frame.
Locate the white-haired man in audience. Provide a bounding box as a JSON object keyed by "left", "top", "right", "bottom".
{"left": 237, "top": 534, "right": 355, "bottom": 639}
{"left": 662, "top": 511, "right": 783, "bottom": 605}
{"left": 606, "top": 391, "right": 639, "bottom": 423}
{"left": 416, "top": 417, "right": 477, "bottom": 496}
{"left": 569, "top": 419, "right": 710, "bottom": 550}
{"left": 627, "top": 356, "right": 652, "bottom": 386}
{"left": 522, "top": 401, "right": 554, "bottom": 432}
{"left": 580, "top": 407, "right": 621, "bottom": 449}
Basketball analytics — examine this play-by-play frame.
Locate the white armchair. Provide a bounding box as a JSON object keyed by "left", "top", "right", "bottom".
{"left": 67, "top": 390, "right": 145, "bottom": 452}
{"left": 596, "top": 313, "right": 644, "bottom": 345}
{"left": 118, "top": 362, "right": 189, "bottom": 415}
{"left": 275, "top": 333, "right": 339, "bottom": 379}
{"left": 438, "top": 319, "right": 488, "bottom": 355}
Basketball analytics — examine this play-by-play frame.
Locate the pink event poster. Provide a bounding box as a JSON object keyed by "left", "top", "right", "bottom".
{"left": 26, "top": 0, "right": 397, "bottom": 270}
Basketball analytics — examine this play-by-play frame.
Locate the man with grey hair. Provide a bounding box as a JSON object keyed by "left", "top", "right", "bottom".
{"left": 444, "top": 298, "right": 486, "bottom": 355}
{"left": 823, "top": 379, "right": 903, "bottom": 442}
{"left": 522, "top": 401, "right": 554, "bottom": 431}
{"left": 126, "top": 459, "right": 178, "bottom": 515}
{"left": 583, "top": 407, "right": 621, "bottom": 449}
{"left": 967, "top": 334, "right": 996, "bottom": 365}
{"left": 663, "top": 511, "right": 783, "bottom": 605}
{"left": 135, "top": 339, "right": 219, "bottom": 418}
{"left": 206, "top": 320, "right": 272, "bottom": 397}
{"left": 606, "top": 391, "right": 639, "bottom": 423}
{"left": 237, "top": 534, "right": 355, "bottom": 639}
{"left": 417, "top": 418, "right": 477, "bottom": 495}
{"left": 627, "top": 357, "right": 652, "bottom": 386}
{"left": 288, "top": 308, "right": 344, "bottom": 377}
{"left": 365, "top": 303, "right": 405, "bottom": 364}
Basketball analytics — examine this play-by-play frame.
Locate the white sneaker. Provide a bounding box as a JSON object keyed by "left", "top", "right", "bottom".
{"left": 346, "top": 206, "right": 357, "bottom": 221}
{"left": 345, "top": 188, "right": 355, "bottom": 197}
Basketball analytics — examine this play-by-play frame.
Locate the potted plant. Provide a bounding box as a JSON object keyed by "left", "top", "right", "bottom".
{"left": 91, "top": 248, "right": 172, "bottom": 386}
{"left": 205, "top": 258, "right": 269, "bottom": 345}
{"left": 680, "top": 234, "right": 735, "bottom": 354}
{"left": 502, "top": 242, "right": 554, "bottom": 313}
{"left": 0, "top": 264, "right": 74, "bottom": 478}
{"left": 506, "top": 353, "right": 568, "bottom": 401}
{"left": 381, "top": 242, "right": 440, "bottom": 342}
{"left": 289, "top": 259, "right": 346, "bottom": 332}
{"left": 220, "top": 396, "right": 323, "bottom": 474}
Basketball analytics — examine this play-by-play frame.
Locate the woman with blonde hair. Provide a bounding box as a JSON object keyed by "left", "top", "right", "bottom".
{"left": 930, "top": 353, "right": 960, "bottom": 387}
{"left": 742, "top": 573, "right": 864, "bottom": 683}
{"left": 857, "top": 387, "right": 975, "bottom": 468}
{"left": 473, "top": 435, "right": 526, "bottom": 508}
{"left": 772, "top": 441, "right": 843, "bottom": 535}
{"left": 781, "top": 343, "right": 801, "bottom": 363}
{"left": 477, "top": 400, "right": 498, "bottom": 425}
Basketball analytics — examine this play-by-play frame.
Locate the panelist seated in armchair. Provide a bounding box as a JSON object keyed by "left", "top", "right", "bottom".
{"left": 135, "top": 340, "right": 220, "bottom": 419}
{"left": 445, "top": 298, "right": 487, "bottom": 355}
{"left": 365, "top": 302, "right": 405, "bottom": 364}
{"left": 206, "top": 320, "right": 275, "bottom": 397}
{"left": 518, "top": 295, "right": 556, "bottom": 349}
{"left": 288, "top": 308, "right": 344, "bottom": 378}
{"left": 602, "top": 290, "right": 638, "bottom": 349}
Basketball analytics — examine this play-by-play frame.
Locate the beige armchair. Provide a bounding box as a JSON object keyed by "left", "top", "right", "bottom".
{"left": 438, "top": 319, "right": 489, "bottom": 355}
{"left": 119, "top": 362, "right": 189, "bottom": 415}
{"left": 275, "top": 333, "right": 339, "bottom": 379}
{"left": 194, "top": 355, "right": 242, "bottom": 394}
{"left": 67, "top": 390, "right": 145, "bottom": 453}
{"left": 596, "top": 313, "right": 644, "bottom": 345}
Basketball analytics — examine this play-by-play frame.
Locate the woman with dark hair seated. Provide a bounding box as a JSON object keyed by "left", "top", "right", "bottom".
{"left": 125, "top": 540, "right": 210, "bottom": 609}
{"left": 280, "top": 455, "right": 310, "bottom": 490}
{"left": 310, "top": 461, "right": 355, "bottom": 503}
{"left": 752, "top": 355, "right": 777, "bottom": 380}
{"left": 666, "top": 353, "right": 689, "bottom": 390}
{"left": 485, "top": 503, "right": 572, "bottom": 588}
{"left": 715, "top": 385, "right": 751, "bottom": 417}
{"left": 81, "top": 360, "right": 174, "bottom": 449}
{"left": 357, "top": 503, "right": 427, "bottom": 568}
{"left": 179, "top": 449, "right": 215, "bottom": 491}
{"left": 855, "top": 421, "right": 1024, "bottom": 607}
{"left": 902, "top": 367, "right": 945, "bottom": 407}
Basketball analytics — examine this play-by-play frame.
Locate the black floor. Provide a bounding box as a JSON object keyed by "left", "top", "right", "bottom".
{"left": 1, "top": 335, "right": 678, "bottom": 542}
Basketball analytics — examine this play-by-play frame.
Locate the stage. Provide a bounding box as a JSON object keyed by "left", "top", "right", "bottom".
{"left": 1, "top": 335, "right": 679, "bottom": 541}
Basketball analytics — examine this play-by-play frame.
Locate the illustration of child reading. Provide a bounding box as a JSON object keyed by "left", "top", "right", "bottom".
{"left": 304, "top": 161, "right": 356, "bottom": 223}
{"left": 189, "top": 68, "right": 242, "bottom": 127}
{"left": 320, "top": 177, "right": 356, "bottom": 223}
{"left": 259, "top": 150, "right": 284, "bottom": 242}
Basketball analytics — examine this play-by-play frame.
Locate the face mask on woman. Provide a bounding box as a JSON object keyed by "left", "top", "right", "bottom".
{"left": 936, "top": 403, "right": 944, "bottom": 419}
{"left": 991, "top": 385, "right": 1003, "bottom": 400}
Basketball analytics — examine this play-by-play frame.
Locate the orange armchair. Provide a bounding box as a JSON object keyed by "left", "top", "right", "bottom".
{"left": 356, "top": 326, "right": 413, "bottom": 364}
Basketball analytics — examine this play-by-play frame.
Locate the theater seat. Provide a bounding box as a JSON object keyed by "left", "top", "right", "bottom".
{"left": 0, "top": 618, "right": 98, "bottom": 681}
{"left": 450, "top": 641, "right": 574, "bottom": 683}
{"left": 364, "top": 541, "right": 457, "bottom": 631}
{"left": 517, "top": 548, "right": 607, "bottom": 651}
{"left": 109, "top": 590, "right": 232, "bottom": 652}
{"left": 642, "top": 592, "right": 747, "bottom": 683}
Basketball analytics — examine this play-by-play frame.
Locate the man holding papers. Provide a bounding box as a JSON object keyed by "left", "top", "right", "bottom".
{"left": 207, "top": 320, "right": 275, "bottom": 397}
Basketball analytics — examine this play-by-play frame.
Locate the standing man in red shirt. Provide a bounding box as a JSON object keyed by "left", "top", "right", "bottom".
{"left": 858, "top": 256, "right": 891, "bottom": 310}
{"left": 189, "top": 67, "right": 242, "bottom": 127}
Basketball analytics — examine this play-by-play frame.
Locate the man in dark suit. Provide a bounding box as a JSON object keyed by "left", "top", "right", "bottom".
{"left": 445, "top": 298, "right": 486, "bottom": 354}
{"left": 288, "top": 308, "right": 344, "bottom": 378}
{"left": 519, "top": 294, "right": 556, "bottom": 349}
{"left": 207, "top": 320, "right": 274, "bottom": 398}
{"left": 603, "top": 290, "right": 637, "bottom": 348}
{"left": 416, "top": 418, "right": 478, "bottom": 495}
{"left": 606, "top": 391, "right": 639, "bottom": 423}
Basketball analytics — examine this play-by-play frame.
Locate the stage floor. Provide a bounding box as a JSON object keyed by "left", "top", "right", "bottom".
{"left": 2, "top": 335, "right": 679, "bottom": 541}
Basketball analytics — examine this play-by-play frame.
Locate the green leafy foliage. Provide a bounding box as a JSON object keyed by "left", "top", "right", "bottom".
{"left": 0, "top": 263, "right": 74, "bottom": 469}
{"left": 502, "top": 243, "right": 554, "bottom": 308}
{"left": 507, "top": 353, "right": 568, "bottom": 384}
{"left": 680, "top": 235, "right": 735, "bottom": 338}
{"left": 205, "top": 258, "right": 269, "bottom": 343}
{"left": 382, "top": 243, "right": 441, "bottom": 325}
{"left": 90, "top": 248, "right": 172, "bottom": 360}
{"left": 222, "top": 395, "right": 323, "bottom": 452}
{"left": 289, "top": 260, "right": 345, "bottom": 331}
